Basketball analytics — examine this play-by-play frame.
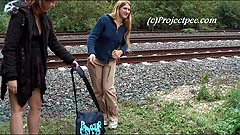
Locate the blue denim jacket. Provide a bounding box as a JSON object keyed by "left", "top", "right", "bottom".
{"left": 87, "top": 14, "right": 128, "bottom": 62}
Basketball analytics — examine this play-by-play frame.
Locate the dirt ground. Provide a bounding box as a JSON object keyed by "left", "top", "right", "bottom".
{"left": 150, "top": 84, "right": 231, "bottom": 111}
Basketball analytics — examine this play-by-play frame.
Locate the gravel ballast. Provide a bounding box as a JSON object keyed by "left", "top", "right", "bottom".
{"left": 0, "top": 40, "right": 239, "bottom": 122}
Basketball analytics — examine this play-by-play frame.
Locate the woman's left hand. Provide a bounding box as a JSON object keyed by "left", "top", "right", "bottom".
{"left": 112, "top": 50, "right": 123, "bottom": 60}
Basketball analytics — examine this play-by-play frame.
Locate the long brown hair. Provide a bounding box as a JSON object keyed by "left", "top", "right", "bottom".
{"left": 24, "top": 0, "right": 54, "bottom": 16}
{"left": 109, "top": 0, "right": 132, "bottom": 47}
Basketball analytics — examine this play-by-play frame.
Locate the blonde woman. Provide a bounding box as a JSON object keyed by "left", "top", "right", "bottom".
{"left": 87, "top": 0, "right": 132, "bottom": 129}
{"left": 1, "top": 0, "right": 78, "bottom": 134}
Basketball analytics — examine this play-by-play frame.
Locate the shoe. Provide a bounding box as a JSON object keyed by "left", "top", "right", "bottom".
{"left": 108, "top": 121, "right": 118, "bottom": 129}
{"left": 104, "top": 119, "right": 108, "bottom": 126}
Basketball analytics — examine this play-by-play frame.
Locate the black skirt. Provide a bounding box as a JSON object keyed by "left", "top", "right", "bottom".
{"left": 30, "top": 39, "right": 46, "bottom": 102}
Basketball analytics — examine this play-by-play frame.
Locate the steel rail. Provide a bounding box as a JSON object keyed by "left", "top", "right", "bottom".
{"left": 46, "top": 46, "right": 240, "bottom": 61}
{"left": 1, "top": 34, "right": 240, "bottom": 48}
{"left": 0, "top": 45, "right": 238, "bottom": 61}
{"left": 0, "top": 45, "right": 239, "bottom": 69}
{"left": 47, "top": 46, "right": 240, "bottom": 68}
{"left": 47, "top": 50, "right": 240, "bottom": 69}
{"left": 1, "top": 29, "right": 240, "bottom": 37}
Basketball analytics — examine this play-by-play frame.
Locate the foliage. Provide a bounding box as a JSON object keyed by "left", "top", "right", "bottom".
{"left": 0, "top": 13, "right": 10, "bottom": 32}
{"left": 0, "top": 85, "right": 239, "bottom": 134}
{"left": 196, "top": 73, "right": 224, "bottom": 102}
{"left": 182, "top": 28, "right": 197, "bottom": 33}
{"left": 211, "top": 86, "right": 240, "bottom": 134}
{"left": 0, "top": 0, "right": 8, "bottom": 10}
{"left": 0, "top": 121, "right": 9, "bottom": 134}
{"left": 212, "top": 81, "right": 224, "bottom": 100}
{"left": 196, "top": 85, "right": 212, "bottom": 101}
{"left": 0, "top": 1, "right": 9, "bottom": 32}
{"left": 1, "top": 1, "right": 240, "bottom": 32}
{"left": 224, "top": 87, "right": 240, "bottom": 109}
{"left": 215, "top": 1, "right": 240, "bottom": 29}
{"left": 48, "top": 1, "right": 114, "bottom": 32}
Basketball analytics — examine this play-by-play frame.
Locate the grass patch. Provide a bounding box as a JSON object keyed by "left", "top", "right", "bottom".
{"left": 196, "top": 73, "right": 225, "bottom": 102}
{"left": 0, "top": 84, "right": 239, "bottom": 134}
{"left": 0, "top": 121, "right": 9, "bottom": 134}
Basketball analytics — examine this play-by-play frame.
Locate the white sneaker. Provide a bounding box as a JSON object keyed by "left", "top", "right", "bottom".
{"left": 108, "top": 121, "right": 118, "bottom": 129}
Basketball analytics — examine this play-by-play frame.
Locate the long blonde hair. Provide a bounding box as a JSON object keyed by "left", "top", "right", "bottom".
{"left": 109, "top": 0, "right": 132, "bottom": 47}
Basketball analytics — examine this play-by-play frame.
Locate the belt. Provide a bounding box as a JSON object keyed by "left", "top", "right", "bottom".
{"left": 96, "top": 58, "right": 115, "bottom": 64}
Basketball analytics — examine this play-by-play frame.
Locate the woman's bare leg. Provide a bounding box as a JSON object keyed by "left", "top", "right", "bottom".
{"left": 9, "top": 91, "right": 25, "bottom": 134}
{"left": 27, "top": 88, "right": 42, "bottom": 134}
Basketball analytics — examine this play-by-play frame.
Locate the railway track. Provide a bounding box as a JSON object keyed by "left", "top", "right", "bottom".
{"left": 1, "top": 29, "right": 240, "bottom": 37}
{"left": 1, "top": 46, "right": 238, "bottom": 69}
{"left": 1, "top": 31, "right": 240, "bottom": 69}
{"left": 1, "top": 34, "right": 240, "bottom": 49}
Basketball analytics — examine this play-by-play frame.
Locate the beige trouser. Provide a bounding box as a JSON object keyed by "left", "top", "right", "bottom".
{"left": 87, "top": 58, "right": 118, "bottom": 122}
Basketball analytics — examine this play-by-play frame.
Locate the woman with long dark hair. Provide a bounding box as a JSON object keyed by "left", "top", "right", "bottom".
{"left": 1, "top": 0, "right": 78, "bottom": 134}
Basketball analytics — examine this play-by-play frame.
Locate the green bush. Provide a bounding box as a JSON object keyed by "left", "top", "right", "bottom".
{"left": 0, "top": 13, "right": 10, "bottom": 33}
{"left": 196, "top": 85, "right": 213, "bottom": 101}
{"left": 211, "top": 86, "right": 240, "bottom": 134}
{"left": 1, "top": 1, "right": 240, "bottom": 32}
{"left": 225, "top": 87, "right": 240, "bottom": 109}
{"left": 49, "top": 1, "right": 114, "bottom": 32}
{"left": 182, "top": 28, "right": 197, "bottom": 33}
{"left": 216, "top": 1, "right": 240, "bottom": 29}
{"left": 196, "top": 73, "right": 224, "bottom": 102}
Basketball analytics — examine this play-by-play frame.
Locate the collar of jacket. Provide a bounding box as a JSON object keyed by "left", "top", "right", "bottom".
{"left": 18, "top": 7, "right": 50, "bottom": 45}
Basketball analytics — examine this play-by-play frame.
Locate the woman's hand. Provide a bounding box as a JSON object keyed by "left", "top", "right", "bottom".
{"left": 112, "top": 50, "right": 123, "bottom": 60}
{"left": 71, "top": 60, "right": 79, "bottom": 67}
{"left": 87, "top": 54, "right": 96, "bottom": 66}
{"left": 8, "top": 80, "right": 17, "bottom": 94}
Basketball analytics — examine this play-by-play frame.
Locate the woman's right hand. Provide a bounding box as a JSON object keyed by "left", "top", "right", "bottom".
{"left": 87, "top": 54, "right": 96, "bottom": 66}
{"left": 8, "top": 80, "right": 17, "bottom": 94}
